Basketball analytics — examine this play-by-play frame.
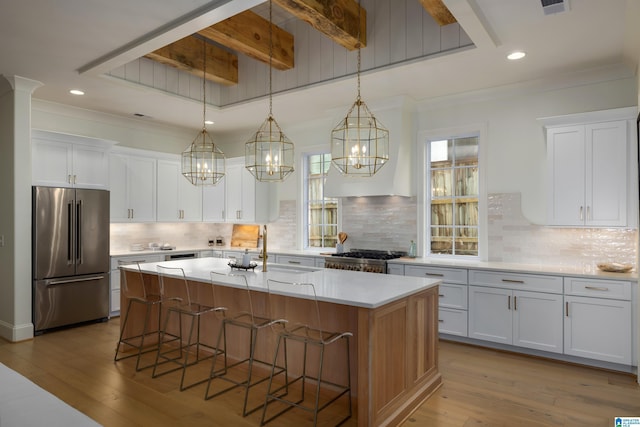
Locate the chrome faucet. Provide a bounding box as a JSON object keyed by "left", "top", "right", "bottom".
{"left": 261, "top": 224, "right": 267, "bottom": 272}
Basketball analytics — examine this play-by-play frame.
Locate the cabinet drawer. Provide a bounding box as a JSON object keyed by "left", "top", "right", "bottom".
{"left": 438, "top": 284, "right": 468, "bottom": 309}
{"left": 438, "top": 308, "right": 468, "bottom": 336}
{"left": 386, "top": 263, "right": 404, "bottom": 275}
{"left": 404, "top": 265, "right": 467, "bottom": 284}
{"left": 564, "top": 277, "right": 631, "bottom": 300}
{"left": 469, "top": 270, "right": 562, "bottom": 293}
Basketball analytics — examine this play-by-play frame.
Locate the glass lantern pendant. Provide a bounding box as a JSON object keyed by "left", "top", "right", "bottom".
{"left": 245, "top": 0, "right": 294, "bottom": 182}
{"left": 330, "top": 0, "right": 388, "bottom": 177}
{"left": 245, "top": 114, "right": 294, "bottom": 182}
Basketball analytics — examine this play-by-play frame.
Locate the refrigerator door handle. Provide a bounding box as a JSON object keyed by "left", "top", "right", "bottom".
{"left": 76, "top": 200, "right": 83, "bottom": 265}
{"left": 46, "top": 275, "right": 105, "bottom": 286}
{"left": 67, "top": 200, "right": 74, "bottom": 265}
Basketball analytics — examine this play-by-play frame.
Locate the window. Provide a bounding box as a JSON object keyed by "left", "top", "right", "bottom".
{"left": 427, "top": 136, "right": 479, "bottom": 256}
{"left": 304, "top": 153, "right": 338, "bottom": 248}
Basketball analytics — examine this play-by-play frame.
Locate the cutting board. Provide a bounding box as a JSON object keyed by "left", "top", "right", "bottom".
{"left": 230, "top": 224, "right": 260, "bottom": 248}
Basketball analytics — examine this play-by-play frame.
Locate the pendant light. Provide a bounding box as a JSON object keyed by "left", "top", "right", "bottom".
{"left": 182, "top": 38, "right": 225, "bottom": 186}
{"left": 330, "top": 0, "right": 388, "bottom": 177}
{"left": 245, "top": 0, "right": 294, "bottom": 182}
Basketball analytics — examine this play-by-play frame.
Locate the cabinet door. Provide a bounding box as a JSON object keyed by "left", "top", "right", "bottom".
{"left": 157, "top": 160, "right": 181, "bottom": 221}
{"left": 564, "top": 295, "right": 632, "bottom": 364}
{"left": 109, "top": 153, "right": 130, "bottom": 221}
{"left": 226, "top": 162, "right": 256, "bottom": 223}
{"left": 178, "top": 173, "right": 203, "bottom": 222}
{"left": 468, "top": 286, "right": 511, "bottom": 344}
{"left": 72, "top": 144, "right": 109, "bottom": 189}
{"left": 546, "top": 125, "right": 585, "bottom": 226}
{"left": 128, "top": 156, "right": 156, "bottom": 222}
{"left": 203, "top": 176, "right": 226, "bottom": 222}
{"left": 512, "top": 290, "right": 563, "bottom": 353}
{"left": 32, "top": 138, "right": 73, "bottom": 187}
{"left": 586, "top": 121, "right": 627, "bottom": 226}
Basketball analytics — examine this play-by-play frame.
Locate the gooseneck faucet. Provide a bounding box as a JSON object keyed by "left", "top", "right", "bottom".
{"left": 262, "top": 224, "right": 267, "bottom": 272}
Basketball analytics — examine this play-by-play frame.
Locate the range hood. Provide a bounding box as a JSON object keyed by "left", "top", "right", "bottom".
{"left": 325, "top": 100, "right": 414, "bottom": 197}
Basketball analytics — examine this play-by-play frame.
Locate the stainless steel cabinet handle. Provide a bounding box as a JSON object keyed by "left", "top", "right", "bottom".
{"left": 507, "top": 295, "right": 511, "bottom": 310}
{"left": 587, "top": 206, "right": 590, "bottom": 220}
{"left": 287, "top": 260, "right": 301, "bottom": 264}
{"left": 565, "top": 301, "right": 569, "bottom": 317}
{"left": 580, "top": 206, "right": 584, "bottom": 221}
{"left": 73, "top": 175, "right": 77, "bottom": 184}
{"left": 425, "top": 273, "right": 444, "bottom": 277}
{"left": 585, "top": 286, "right": 608, "bottom": 291}
{"left": 438, "top": 294, "right": 445, "bottom": 297}
{"left": 438, "top": 319, "right": 444, "bottom": 323}
{"left": 68, "top": 174, "right": 72, "bottom": 184}
{"left": 514, "top": 296, "right": 517, "bottom": 311}
{"left": 502, "top": 279, "right": 524, "bottom": 284}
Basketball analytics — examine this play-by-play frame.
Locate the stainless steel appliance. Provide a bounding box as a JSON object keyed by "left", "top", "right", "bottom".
{"left": 324, "top": 249, "right": 405, "bottom": 274}
{"left": 32, "top": 186, "right": 110, "bottom": 333}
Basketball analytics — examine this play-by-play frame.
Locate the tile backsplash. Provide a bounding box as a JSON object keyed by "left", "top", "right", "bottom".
{"left": 111, "top": 193, "right": 637, "bottom": 268}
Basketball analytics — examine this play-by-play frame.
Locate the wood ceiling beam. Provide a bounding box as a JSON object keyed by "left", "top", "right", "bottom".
{"left": 197, "top": 10, "right": 294, "bottom": 70}
{"left": 273, "top": 0, "right": 366, "bottom": 51}
{"left": 145, "top": 35, "right": 238, "bottom": 86}
{"left": 419, "top": 0, "right": 457, "bottom": 26}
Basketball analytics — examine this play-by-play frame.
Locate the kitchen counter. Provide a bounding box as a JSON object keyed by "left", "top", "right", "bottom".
{"left": 124, "top": 257, "right": 440, "bottom": 309}
{"left": 389, "top": 257, "right": 638, "bottom": 281}
{"left": 119, "top": 258, "right": 442, "bottom": 426}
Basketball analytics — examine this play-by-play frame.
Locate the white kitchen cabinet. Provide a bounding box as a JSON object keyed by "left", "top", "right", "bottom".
{"left": 109, "top": 254, "right": 164, "bottom": 316}
{"left": 386, "top": 263, "right": 404, "bottom": 275}
{"left": 563, "top": 277, "right": 632, "bottom": 365}
{"left": 225, "top": 157, "right": 279, "bottom": 223}
{"left": 109, "top": 150, "right": 157, "bottom": 222}
{"left": 202, "top": 176, "right": 226, "bottom": 222}
{"left": 32, "top": 129, "right": 114, "bottom": 189}
{"left": 468, "top": 270, "right": 564, "bottom": 353}
{"left": 404, "top": 265, "right": 469, "bottom": 337}
{"left": 157, "top": 159, "right": 202, "bottom": 222}
{"left": 546, "top": 120, "right": 627, "bottom": 226}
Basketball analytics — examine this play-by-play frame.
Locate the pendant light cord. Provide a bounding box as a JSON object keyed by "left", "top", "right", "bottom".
{"left": 202, "top": 38, "right": 207, "bottom": 131}
{"left": 356, "top": 0, "right": 361, "bottom": 103}
{"left": 268, "top": 0, "right": 273, "bottom": 118}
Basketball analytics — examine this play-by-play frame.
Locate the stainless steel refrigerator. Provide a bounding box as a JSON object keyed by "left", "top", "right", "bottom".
{"left": 32, "top": 186, "right": 110, "bottom": 333}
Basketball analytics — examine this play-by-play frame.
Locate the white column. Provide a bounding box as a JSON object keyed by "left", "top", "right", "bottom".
{"left": 0, "top": 75, "right": 42, "bottom": 341}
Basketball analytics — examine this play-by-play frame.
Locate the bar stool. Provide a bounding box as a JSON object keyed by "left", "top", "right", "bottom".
{"left": 114, "top": 262, "right": 164, "bottom": 371}
{"left": 205, "top": 271, "right": 286, "bottom": 417}
{"left": 152, "top": 265, "right": 226, "bottom": 391}
{"left": 261, "top": 279, "right": 352, "bottom": 427}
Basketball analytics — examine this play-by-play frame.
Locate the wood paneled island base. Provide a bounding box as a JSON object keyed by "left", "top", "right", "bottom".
{"left": 120, "top": 260, "right": 441, "bottom": 426}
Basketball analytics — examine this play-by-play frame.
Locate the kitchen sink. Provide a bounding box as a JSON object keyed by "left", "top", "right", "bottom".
{"left": 265, "top": 263, "right": 321, "bottom": 274}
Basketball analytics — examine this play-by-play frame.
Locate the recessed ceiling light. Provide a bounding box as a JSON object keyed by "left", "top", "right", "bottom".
{"left": 69, "top": 89, "right": 85, "bottom": 95}
{"left": 204, "top": 120, "right": 214, "bottom": 125}
{"left": 507, "top": 51, "right": 526, "bottom": 60}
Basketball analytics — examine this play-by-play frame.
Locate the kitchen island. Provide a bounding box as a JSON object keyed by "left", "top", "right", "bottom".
{"left": 120, "top": 257, "right": 442, "bottom": 426}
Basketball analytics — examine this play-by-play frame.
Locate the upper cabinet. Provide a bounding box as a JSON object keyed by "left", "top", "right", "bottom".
{"left": 32, "top": 129, "right": 115, "bottom": 189}
{"left": 225, "top": 157, "right": 279, "bottom": 224}
{"left": 157, "top": 158, "right": 203, "bottom": 222}
{"left": 109, "top": 149, "right": 156, "bottom": 222}
{"left": 202, "top": 175, "right": 226, "bottom": 222}
{"left": 543, "top": 108, "right": 637, "bottom": 227}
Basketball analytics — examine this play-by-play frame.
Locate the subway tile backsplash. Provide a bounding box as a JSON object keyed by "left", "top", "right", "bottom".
{"left": 111, "top": 193, "right": 637, "bottom": 268}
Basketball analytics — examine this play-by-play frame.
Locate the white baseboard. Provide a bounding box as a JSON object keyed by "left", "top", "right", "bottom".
{"left": 0, "top": 319, "right": 33, "bottom": 342}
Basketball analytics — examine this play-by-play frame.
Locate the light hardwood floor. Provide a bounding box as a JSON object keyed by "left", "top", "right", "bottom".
{"left": 1, "top": 319, "right": 639, "bottom": 426}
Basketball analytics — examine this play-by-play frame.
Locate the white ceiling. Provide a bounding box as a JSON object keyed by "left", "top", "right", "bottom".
{"left": 1, "top": 0, "right": 639, "bottom": 137}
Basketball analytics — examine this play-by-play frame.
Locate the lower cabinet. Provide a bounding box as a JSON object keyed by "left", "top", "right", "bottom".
{"left": 109, "top": 254, "right": 164, "bottom": 316}
{"left": 403, "top": 265, "right": 469, "bottom": 337}
{"left": 468, "top": 286, "right": 564, "bottom": 353}
{"left": 274, "top": 254, "right": 317, "bottom": 267}
{"left": 563, "top": 277, "right": 632, "bottom": 365}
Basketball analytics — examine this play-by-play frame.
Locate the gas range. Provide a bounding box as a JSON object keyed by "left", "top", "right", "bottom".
{"left": 325, "top": 249, "right": 406, "bottom": 274}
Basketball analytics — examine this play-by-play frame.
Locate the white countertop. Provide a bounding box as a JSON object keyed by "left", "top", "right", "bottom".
{"left": 120, "top": 257, "right": 440, "bottom": 309}
{"left": 388, "top": 257, "right": 638, "bottom": 281}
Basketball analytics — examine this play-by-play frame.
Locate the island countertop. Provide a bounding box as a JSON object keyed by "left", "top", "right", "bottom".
{"left": 122, "top": 257, "right": 441, "bottom": 309}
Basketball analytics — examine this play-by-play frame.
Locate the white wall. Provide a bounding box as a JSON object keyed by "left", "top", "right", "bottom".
{"left": 416, "top": 70, "right": 638, "bottom": 224}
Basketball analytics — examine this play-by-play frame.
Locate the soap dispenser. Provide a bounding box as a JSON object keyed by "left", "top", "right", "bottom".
{"left": 242, "top": 248, "right": 251, "bottom": 266}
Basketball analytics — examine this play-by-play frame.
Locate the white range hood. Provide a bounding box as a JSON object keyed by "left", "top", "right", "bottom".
{"left": 325, "top": 99, "right": 415, "bottom": 197}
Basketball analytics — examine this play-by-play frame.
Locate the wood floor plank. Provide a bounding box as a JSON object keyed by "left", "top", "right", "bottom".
{"left": 1, "top": 320, "right": 639, "bottom": 426}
